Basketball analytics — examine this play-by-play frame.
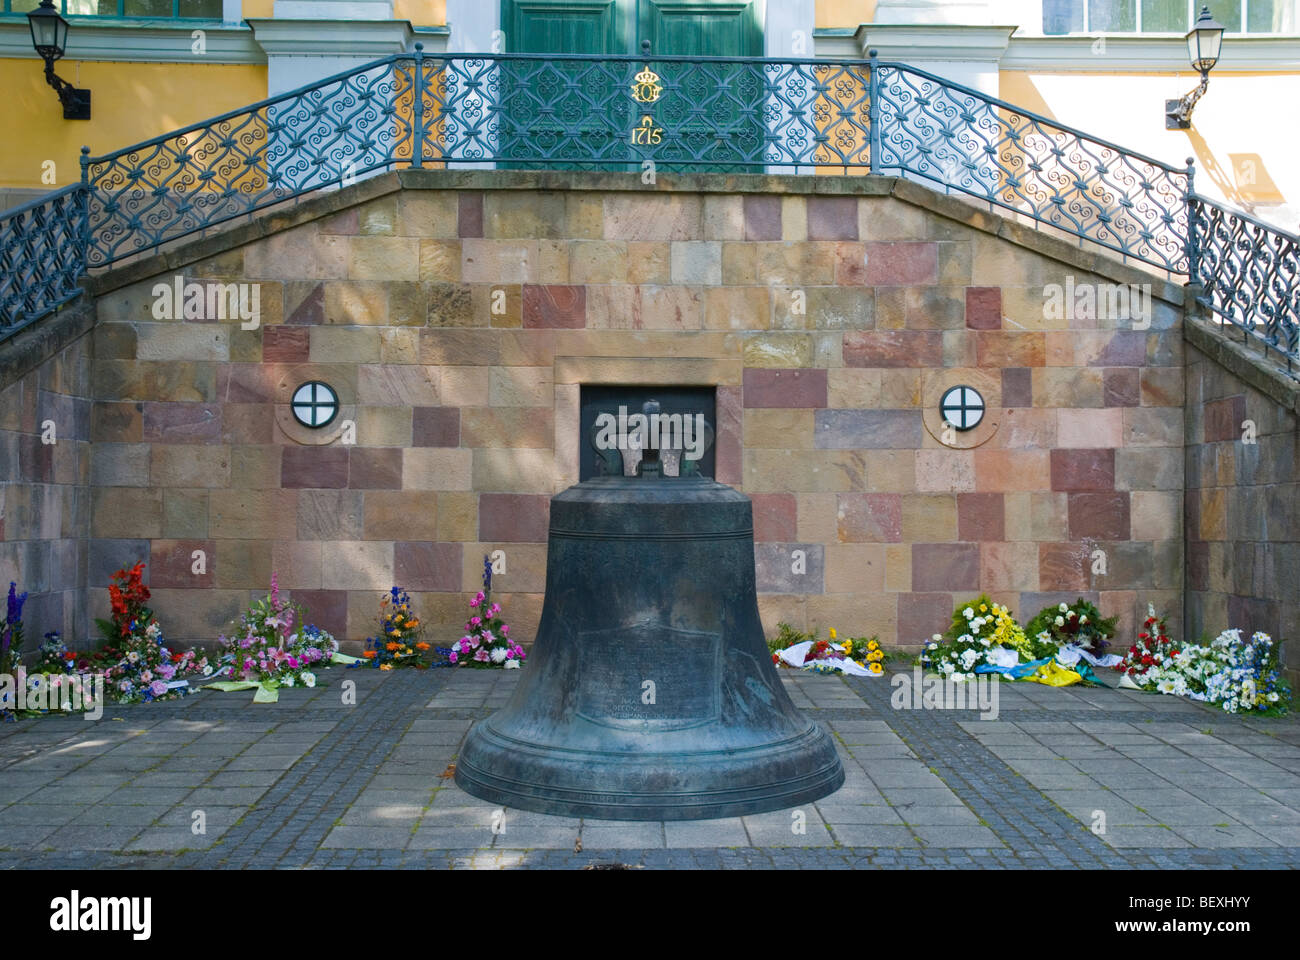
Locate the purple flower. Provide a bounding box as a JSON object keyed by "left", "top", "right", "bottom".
{"left": 6, "top": 582, "right": 26, "bottom": 625}
{"left": 149, "top": 680, "right": 168, "bottom": 697}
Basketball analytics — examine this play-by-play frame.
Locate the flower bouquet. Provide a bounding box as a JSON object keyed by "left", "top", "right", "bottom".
{"left": 768, "top": 623, "right": 885, "bottom": 676}
{"left": 1118, "top": 606, "right": 1290, "bottom": 714}
{"left": 920, "top": 595, "right": 1041, "bottom": 681}
{"left": 94, "top": 563, "right": 211, "bottom": 704}
{"left": 1024, "top": 599, "right": 1118, "bottom": 656}
{"left": 212, "top": 573, "right": 351, "bottom": 701}
{"left": 448, "top": 556, "right": 525, "bottom": 668}
{"left": 34, "top": 632, "right": 78, "bottom": 675}
{"left": 360, "top": 587, "right": 431, "bottom": 669}
{"left": 1, "top": 582, "right": 28, "bottom": 717}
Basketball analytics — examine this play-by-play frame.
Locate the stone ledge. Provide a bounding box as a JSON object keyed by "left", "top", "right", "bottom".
{"left": 1183, "top": 306, "right": 1300, "bottom": 414}
{"left": 0, "top": 296, "right": 95, "bottom": 394}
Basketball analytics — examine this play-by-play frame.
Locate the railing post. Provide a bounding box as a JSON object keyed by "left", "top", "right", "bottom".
{"left": 1185, "top": 156, "right": 1198, "bottom": 281}
{"left": 78, "top": 145, "right": 91, "bottom": 275}
{"left": 412, "top": 43, "right": 425, "bottom": 169}
{"left": 868, "top": 48, "right": 881, "bottom": 174}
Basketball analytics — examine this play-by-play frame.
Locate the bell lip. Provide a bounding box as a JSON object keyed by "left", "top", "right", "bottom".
{"left": 454, "top": 719, "right": 846, "bottom": 821}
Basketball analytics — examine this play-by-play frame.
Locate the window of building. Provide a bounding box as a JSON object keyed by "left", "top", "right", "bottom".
{"left": 1042, "top": 0, "right": 1297, "bottom": 34}
{"left": 2, "top": 0, "right": 221, "bottom": 17}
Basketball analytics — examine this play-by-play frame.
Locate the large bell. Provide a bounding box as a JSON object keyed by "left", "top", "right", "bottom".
{"left": 455, "top": 401, "right": 845, "bottom": 820}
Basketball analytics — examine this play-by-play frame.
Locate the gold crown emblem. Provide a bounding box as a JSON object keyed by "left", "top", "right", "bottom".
{"left": 631, "top": 66, "right": 662, "bottom": 103}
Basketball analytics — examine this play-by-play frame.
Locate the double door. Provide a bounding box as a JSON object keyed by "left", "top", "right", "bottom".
{"left": 498, "top": 0, "right": 765, "bottom": 170}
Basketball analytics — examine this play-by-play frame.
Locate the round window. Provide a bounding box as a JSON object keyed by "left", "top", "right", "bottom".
{"left": 290, "top": 381, "right": 340, "bottom": 429}
{"left": 939, "top": 385, "right": 985, "bottom": 432}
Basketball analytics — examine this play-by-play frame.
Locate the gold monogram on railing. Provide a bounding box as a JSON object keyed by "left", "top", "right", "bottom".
{"left": 630, "top": 66, "right": 663, "bottom": 104}
{"left": 630, "top": 114, "right": 663, "bottom": 146}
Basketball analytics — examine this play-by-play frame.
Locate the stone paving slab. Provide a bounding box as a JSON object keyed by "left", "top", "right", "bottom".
{"left": 0, "top": 665, "right": 1298, "bottom": 868}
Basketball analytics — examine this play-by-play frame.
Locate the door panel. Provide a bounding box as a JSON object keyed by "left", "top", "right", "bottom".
{"left": 639, "top": 1, "right": 764, "bottom": 172}
{"left": 500, "top": 1, "right": 633, "bottom": 168}
{"left": 499, "top": 0, "right": 765, "bottom": 170}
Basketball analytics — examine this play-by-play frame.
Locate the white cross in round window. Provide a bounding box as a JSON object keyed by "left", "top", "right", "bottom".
{"left": 939, "top": 385, "right": 985, "bottom": 432}
{"left": 291, "top": 381, "right": 339, "bottom": 428}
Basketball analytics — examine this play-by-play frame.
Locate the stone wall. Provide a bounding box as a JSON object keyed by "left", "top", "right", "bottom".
{"left": 0, "top": 302, "right": 94, "bottom": 650}
{"left": 1184, "top": 312, "right": 1300, "bottom": 686}
{"left": 82, "top": 170, "right": 1187, "bottom": 653}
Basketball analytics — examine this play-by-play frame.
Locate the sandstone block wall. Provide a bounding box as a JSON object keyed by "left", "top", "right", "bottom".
{"left": 79, "top": 173, "right": 1188, "bottom": 652}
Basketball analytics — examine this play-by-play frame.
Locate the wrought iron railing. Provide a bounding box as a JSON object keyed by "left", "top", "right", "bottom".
{"left": 0, "top": 184, "right": 88, "bottom": 340}
{"left": 1190, "top": 194, "right": 1300, "bottom": 372}
{"left": 0, "top": 45, "right": 1293, "bottom": 371}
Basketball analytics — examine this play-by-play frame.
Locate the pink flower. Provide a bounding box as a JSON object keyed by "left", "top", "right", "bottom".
{"left": 448, "top": 651, "right": 458, "bottom": 664}
{"left": 469, "top": 596, "right": 481, "bottom": 608}
{"left": 473, "top": 649, "right": 489, "bottom": 662}
{"left": 470, "top": 617, "right": 481, "bottom": 627}
{"left": 287, "top": 656, "right": 300, "bottom": 669}
{"left": 501, "top": 625, "right": 509, "bottom": 635}
{"left": 489, "top": 603, "right": 500, "bottom": 616}
{"left": 149, "top": 680, "right": 168, "bottom": 697}
{"left": 270, "top": 571, "right": 280, "bottom": 606}
{"left": 481, "top": 631, "right": 495, "bottom": 644}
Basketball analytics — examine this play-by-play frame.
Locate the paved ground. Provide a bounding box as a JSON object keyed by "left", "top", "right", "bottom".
{"left": 1, "top": 664, "right": 1298, "bottom": 869}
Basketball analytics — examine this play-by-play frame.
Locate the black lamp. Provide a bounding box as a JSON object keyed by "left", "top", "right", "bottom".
{"left": 28, "top": 0, "right": 91, "bottom": 120}
{"left": 1166, "top": 6, "right": 1224, "bottom": 129}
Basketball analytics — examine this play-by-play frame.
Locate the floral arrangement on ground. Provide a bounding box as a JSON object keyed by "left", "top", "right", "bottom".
{"left": 768, "top": 623, "right": 886, "bottom": 676}
{"left": 212, "top": 573, "right": 351, "bottom": 700}
{"left": 358, "top": 587, "right": 432, "bottom": 669}
{"left": 1117, "top": 605, "right": 1290, "bottom": 715}
{"left": 94, "top": 564, "right": 213, "bottom": 704}
{"left": 446, "top": 556, "right": 526, "bottom": 668}
{"left": 919, "top": 596, "right": 1118, "bottom": 687}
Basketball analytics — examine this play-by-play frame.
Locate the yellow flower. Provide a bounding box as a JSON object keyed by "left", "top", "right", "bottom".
{"left": 379, "top": 663, "right": 393, "bottom": 671}
{"left": 867, "top": 639, "right": 879, "bottom": 652}
{"left": 868, "top": 650, "right": 883, "bottom": 662}
{"left": 979, "top": 604, "right": 988, "bottom": 613}
{"left": 868, "top": 662, "right": 884, "bottom": 675}
{"left": 829, "top": 628, "right": 837, "bottom": 640}
{"left": 842, "top": 639, "right": 853, "bottom": 655}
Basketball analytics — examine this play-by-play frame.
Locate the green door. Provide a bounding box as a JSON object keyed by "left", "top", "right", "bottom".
{"left": 499, "top": 0, "right": 764, "bottom": 170}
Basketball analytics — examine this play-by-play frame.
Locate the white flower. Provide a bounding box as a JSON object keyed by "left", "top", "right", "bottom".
{"left": 963, "top": 608, "right": 974, "bottom": 620}
{"left": 1058, "top": 602, "right": 1068, "bottom": 613}
{"left": 979, "top": 637, "right": 990, "bottom": 646}
{"left": 951, "top": 672, "right": 967, "bottom": 683}
{"left": 941, "top": 661, "right": 955, "bottom": 675}
{"left": 202, "top": 665, "right": 213, "bottom": 676}
{"left": 282, "top": 675, "right": 295, "bottom": 688}
{"left": 490, "top": 647, "right": 507, "bottom": 664}
{"left": 302, "top": 671, "right": 316, "bottom": 688}
{"left": 1079, "top": 615, "right": 1088, "bottom": 625}
{"left": 931, "top": 634, "right": 942, "bottom": 642}
{"left": 957, "top": 634, "right": 973, "bottom": 645}
{"left": 926, "top": 641, "right": 938, "bottom": 650}
{"left": 1054, "top": 616, "right": 1065, "bottom": 627}
{"left": 504, "top": 660, "right": 520, "bottom": 669}
{"left": 1156, "top": 679, "right": 1175, "bottom": 694}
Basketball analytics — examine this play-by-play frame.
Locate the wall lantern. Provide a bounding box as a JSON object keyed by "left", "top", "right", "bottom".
{"left": 291, "top": 381, "right": 340, "bottom": 429}
{"left": 27, "top": 0, "right": 91, "bottom": 120}
{"left": 1165, "top": 6, "right": 1224, "bottom": 130}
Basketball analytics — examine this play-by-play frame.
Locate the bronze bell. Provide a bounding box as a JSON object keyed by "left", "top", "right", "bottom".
{"left": 455, "top": 400, "right": 844, "bottom": 820}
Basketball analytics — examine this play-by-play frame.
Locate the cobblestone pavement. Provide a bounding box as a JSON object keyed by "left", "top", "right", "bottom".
{"left": 1, "top": 664, "right": 1298, "bottom": 869}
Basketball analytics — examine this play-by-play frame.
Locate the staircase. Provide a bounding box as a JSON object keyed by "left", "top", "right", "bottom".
{"left": 1, "top": 46, "right": 1297, "bottom": 374}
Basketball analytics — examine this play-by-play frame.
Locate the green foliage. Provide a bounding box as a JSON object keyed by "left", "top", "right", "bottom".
{"left": 1023, "top": 598, "right": 1118, "bottom": 654}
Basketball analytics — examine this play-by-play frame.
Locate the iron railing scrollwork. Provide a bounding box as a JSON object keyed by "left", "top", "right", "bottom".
{"left": 0, "top": 47, "right": 1295, "bottom": 372}
{"left": 1191, "top": 194, "right": 1300, "bottom": 372}
{"left": 0, "top": 184, "right": 88, "bottom": 340}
